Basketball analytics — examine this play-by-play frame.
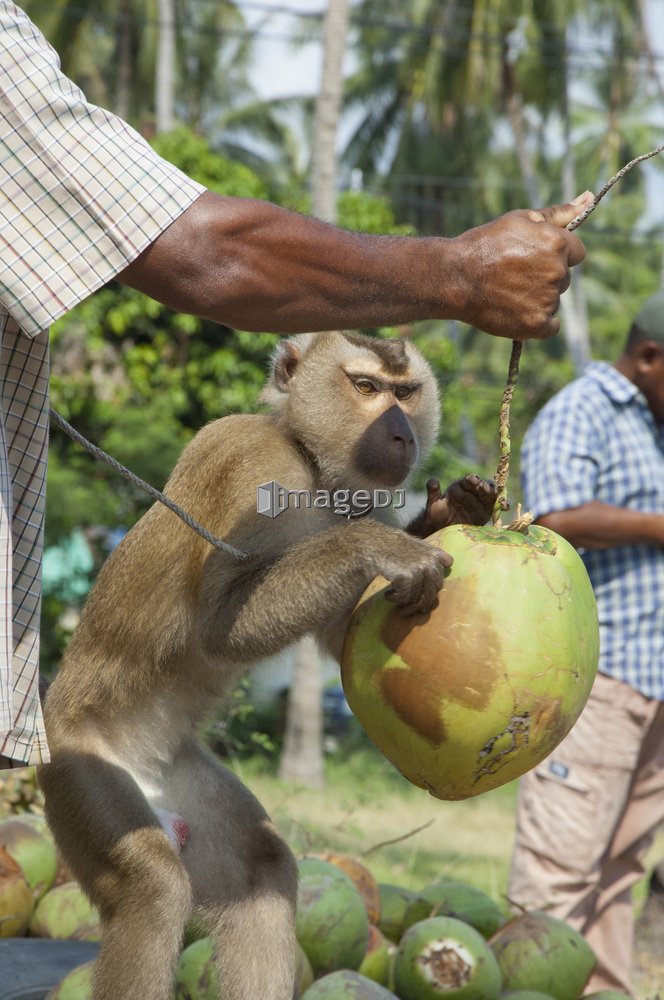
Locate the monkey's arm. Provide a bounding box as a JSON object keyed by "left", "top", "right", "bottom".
{"left": 407, "top": 475, "right": 509, "bottom": 537}
{"left": 117, "top": 191, "right": 592, "bottom": 342}
{"left": 199, "top": 521, "right": 451, "bottom": 663}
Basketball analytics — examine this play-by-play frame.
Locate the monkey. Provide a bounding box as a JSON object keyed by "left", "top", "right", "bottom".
{"left": 38, "top": 331, "right": 504, "bottom": 1000}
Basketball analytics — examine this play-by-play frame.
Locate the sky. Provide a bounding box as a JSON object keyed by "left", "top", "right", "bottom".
{"left": 243, "top": 0, "right": 328, "bottom": 101}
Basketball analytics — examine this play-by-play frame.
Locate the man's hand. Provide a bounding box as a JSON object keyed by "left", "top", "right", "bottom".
{"left": 415, "top": 475, "right": 510, "bottom": 538}
{"left": 449, "top": 193, "right": 593, "bottom": 341}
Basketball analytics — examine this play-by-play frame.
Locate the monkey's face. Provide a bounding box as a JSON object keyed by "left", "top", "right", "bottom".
{"left": 267, "top": 333, "right": 440, "bottom": 491}
{"left": 347, "top": 374, "right": 421, "bottom": 487}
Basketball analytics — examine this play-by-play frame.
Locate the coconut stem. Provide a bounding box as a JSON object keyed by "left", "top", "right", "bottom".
{"left": 492, "top": 339, "right": 522, "bottom": 526}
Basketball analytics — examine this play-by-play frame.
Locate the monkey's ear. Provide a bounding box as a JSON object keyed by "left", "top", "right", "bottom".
{"left": 273, "top": 340, "right": 303, "bottom": 393}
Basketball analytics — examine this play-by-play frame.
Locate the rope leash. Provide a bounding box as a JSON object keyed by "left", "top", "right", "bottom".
{"left": 49, "top": 408, "right": 250, "bottom": 562}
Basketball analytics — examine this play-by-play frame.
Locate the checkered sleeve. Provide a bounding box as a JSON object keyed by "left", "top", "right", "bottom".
{"left": 0, "top": 1, "right": 207, "bottom": 338}
{"left": 521, "top": 382, "right": 605, "bottom": 520}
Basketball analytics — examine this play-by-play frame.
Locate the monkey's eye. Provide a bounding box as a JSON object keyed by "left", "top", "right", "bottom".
{"left": 394, "top": 385, "right": 413, "bottom": 400}
{"left": 354, "top": 379, "right": 378, "bottom": 394}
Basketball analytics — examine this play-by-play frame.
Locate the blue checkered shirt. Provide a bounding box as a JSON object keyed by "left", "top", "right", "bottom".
{"left": 520, "top": 361, "right": 664, "bottom": 700}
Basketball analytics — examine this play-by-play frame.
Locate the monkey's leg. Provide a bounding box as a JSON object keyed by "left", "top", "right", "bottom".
{"left": 168, "top": 740, "right": 299, "bottom": 1000}
{"left": 39, "top": 752, "right": 193, "bottom": 1000}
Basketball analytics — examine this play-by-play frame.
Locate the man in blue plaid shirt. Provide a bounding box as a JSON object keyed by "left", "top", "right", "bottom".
{"left": 508, "top": 287, "right": 664, "bottom": 996}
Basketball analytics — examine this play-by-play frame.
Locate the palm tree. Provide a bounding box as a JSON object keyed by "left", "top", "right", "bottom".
{"left": 23, "top": 0, "right": 255, "bottom": 138}
{"left": 311, "top": 0, "right": 351, "bottom": 222}
{"left": 345, "top": 0, "right": 661, "bottom": 370}
{"left": 156, "top": 0, "right": 176, "bottom": 133}
{"left": 344, "top": 0, "right": 578, "bottom": 230}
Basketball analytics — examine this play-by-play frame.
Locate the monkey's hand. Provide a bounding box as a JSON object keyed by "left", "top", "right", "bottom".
{"left": 378, "top": 533, "right": 452, "bottom": 618}
{"left": 415, "top": 475, "right": 510, "bottom": 536}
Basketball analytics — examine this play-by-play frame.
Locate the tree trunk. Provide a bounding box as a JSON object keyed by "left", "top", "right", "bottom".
{"left": 156, "top": 0, "right": 175, "bottom": 134}
{"left": 278, "top": 636, "right": 325, "bottom": 788}
{"left": 114, "top": 0, "right": 132, "bottom": 121}
{"left": 558, "top": 53, "right": 591, "bottom": 375}
{"left": 311, "top": 0, "right": 350, "bottom": 222}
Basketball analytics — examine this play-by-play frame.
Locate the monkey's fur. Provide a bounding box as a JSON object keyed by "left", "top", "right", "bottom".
{"left": 39, "top": 332, "right": 499, "bottom": 1000}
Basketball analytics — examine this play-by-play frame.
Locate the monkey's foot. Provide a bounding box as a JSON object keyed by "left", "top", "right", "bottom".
{"left": 154, "top": 807, "right": 190, "bottom": 852}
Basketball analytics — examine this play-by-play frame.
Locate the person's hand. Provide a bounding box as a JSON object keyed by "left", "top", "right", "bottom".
{"left": 450, "top": 192, "right": 593, "bottom": 341}
{"left": 417, "top": 475, "right": 509, "bottom": 537}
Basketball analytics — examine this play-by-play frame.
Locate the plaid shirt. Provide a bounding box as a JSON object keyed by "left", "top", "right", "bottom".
{"left": 521, "top": 361, "right": 664, "bottom": 700}
{"left": 0, "top": 2, "right": 206, "bottom": 764}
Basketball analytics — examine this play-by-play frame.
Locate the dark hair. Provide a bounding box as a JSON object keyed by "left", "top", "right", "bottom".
{"left": 624, "top": 322, "right": 664, "bottom": 353}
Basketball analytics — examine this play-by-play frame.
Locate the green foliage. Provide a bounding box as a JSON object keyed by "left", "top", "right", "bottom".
{"left": 201, "top": 679, "right": 281, "bottom": 760}
{"left": 48, "top": 129, "right": 273, "bottom": 529}
{"left": 39, "top": 593, "right": 78, "bottom": 683}
{"left": 149, "top": 129, "right": 268, "bottom": 199}
{"left": 336, "top": 190, "right": 415, "bottom": 235}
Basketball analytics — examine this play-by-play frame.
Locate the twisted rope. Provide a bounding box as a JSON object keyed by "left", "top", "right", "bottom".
{"left": 49, "top": 408, "right": 250, "bottom": 561}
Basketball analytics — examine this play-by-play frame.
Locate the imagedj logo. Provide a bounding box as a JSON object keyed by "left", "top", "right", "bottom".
{"left": 257, "top": 481, "right": 405, "bottom": 519}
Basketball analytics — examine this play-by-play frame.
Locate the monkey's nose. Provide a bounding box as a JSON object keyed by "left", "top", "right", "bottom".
{"left": 393, "top": 435, "right": 417, "bottom": 463}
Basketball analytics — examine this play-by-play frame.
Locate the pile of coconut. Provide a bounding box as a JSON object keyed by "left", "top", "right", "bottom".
{"left": 0, "top": 816, "right": 627, "bottom": 1000}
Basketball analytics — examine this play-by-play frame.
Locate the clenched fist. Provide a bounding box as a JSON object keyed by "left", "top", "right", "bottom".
{"left": 447, "top": 192, "right": 593, "bottom": 341}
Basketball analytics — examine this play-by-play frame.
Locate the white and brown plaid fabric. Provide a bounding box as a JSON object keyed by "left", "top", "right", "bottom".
{"left": 0, "top": 2, "right": 206, "bottom": 765}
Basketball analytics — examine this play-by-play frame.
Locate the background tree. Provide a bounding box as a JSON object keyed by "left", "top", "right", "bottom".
{"left": 23, "top": 0, "right": 255, "bottom": 136}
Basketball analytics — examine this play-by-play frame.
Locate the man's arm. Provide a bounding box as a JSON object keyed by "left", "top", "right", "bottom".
{"left": 117, "top": 191, "right": 592, "bottom": 341}
{"left": 537, "top": 502, "right": 664, "bottom": 550}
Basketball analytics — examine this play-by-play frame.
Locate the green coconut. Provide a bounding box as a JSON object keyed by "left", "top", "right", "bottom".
{"left": 341, "top": 524, "right": 599, "bottom": 800}
{"left": 359, "top": 925, "right": 391, "bottom": 985}
{"left": 0, "top": 816, "right": 58, "bottom": 899}
{"left": 296, "top": 857, "right": 370, "bottom": 977}
{"left": 301, "top": 969, "right": 398, "bottom": 999}
{"left": 394, "top": 916, "right": 502, "bottom": 1000}
{"left": 173, "top": 937, "right": 219, "bottom": 1000}
{"left": 403, "top": 882, "right": 506, "bottom": 940}
{"left": 490, "top": 912, "right": 596, "bottom": 1000}
{"left": 29, "top": 881, "right": 101, "bottom": 941}
{"left": 500, "top": 993, "right": 557, "bottom": 999}
{"left": 297, "top": 941, "right": 315, "bottom": 994}
{"left": 44, "top": 960, "right": 94, "bottom": 1000}
{"left": 0, "top": 844, "right": 34, "bottom": 936}
{"left": 377, "top": 883, "right": 415, "bottom": 943}
{"left": 11, "top": 812, "right": 50, "bottom": 833}
{"left": 311, "top": 850, "right": 382, "bottom": 924}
